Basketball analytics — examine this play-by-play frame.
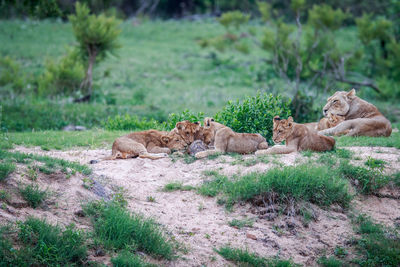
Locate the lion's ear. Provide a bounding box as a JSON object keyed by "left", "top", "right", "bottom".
{"left": 161, "top": 136, "right": 170, "bottom": 144}
{"left": 347, "top": 88, "right": 356, "bottom": 98}
{"left": 211, "top": 118, "right": 215, "bottom": 121}
{"left": 176, "top": 122, "right": 184, "bottom": 130}
{"left": 287, "top": 116, "right": 294, "bottom": 127}
{"left": 273, "top": 116, "right": 281, "bottom": 122}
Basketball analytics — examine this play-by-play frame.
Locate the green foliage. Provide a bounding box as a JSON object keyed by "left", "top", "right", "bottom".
{"left": 364, "top": 156, "right": 386, "bottom": 169}
{"left": 34, "top": 0, "right": 62, "bottom": 19}
{"left": 19, "top": 184, "right": 47, "bottom": 208}
{"left": 216, "top": 246, "right": 298, "bottom": 267}
{"left": 104, "top": 114, "right": 163, "bottom": 131}
{"left": 111, "top": 251, "right": 156, "bottom": 267}
{"left": 317, "top": 256, "right": 344, "bottom": 267}
{"left": 218, "top": 11, "right": 250, "bottom": 30}
{"left": 308, "top": 4, "right": 348, "bottom": 30}
{"left": 336, "top": 131, "right": 400, "bottom": 149}
{"left": 228, "top": 218, "right": 253, "bottom": 229}
{"left": 162, "top": 182, "right": 195, "bottom": 192}
{"left": 0, "top": 56, "right": 27, "bottom": 94}
{"left": 215, "top": 93, "right": 291, "bottom": 143}
{"left": 353, "top": 215, "right": 400, "bottom": 266}
{"left": 83, "top": 201, "right": 175, "bottom": 259}
{"left": 0, "top": 161, "right": 16, "bottom": 181}
{"left": 38, "top": 49, "right": 85, "bottom": 97}
{"left": 166, "top": 109, "right": 204, "bottom": 131}
{"left": 17, "top": 217, "right": 87, "bottom": 265}
{"left": 198, "top": 171, "right": 229, "bottom": 197}
{"left": 69, "top": 2, "right": 121, "bottom": 62}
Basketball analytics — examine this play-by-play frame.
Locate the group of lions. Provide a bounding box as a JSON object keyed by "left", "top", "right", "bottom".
{"left": 105, "top": 89, "right": 392, "bottom": 161}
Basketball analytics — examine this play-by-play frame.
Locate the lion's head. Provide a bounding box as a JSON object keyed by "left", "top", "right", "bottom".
{"left": 162, "top": 129, "right": 189, "bottom": 152}
{"left": 272, "top": 116, "right": 294, "bottom": 144}
{"left": 175, "top": 120, "right": 201, "bottom": 144}
{"left": 201, "top": 127, "right": 214, "bottom": 145}
{"left": 323, "top": 89, "right": 356, "bottom": 117}
{"left": 328, "top": 113, "right": 345, "bottom": 127}
{"left": 203, "top": 117, "right": 214, "bottom": 128}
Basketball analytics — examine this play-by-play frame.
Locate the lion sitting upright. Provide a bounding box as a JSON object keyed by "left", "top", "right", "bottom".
{"left": 255, "top": 116, "right": 335, "bottom": 155}
{"left": 105, "top": 129, "right": 188, "bottom": 160}
{"left": 318, "top": 89, "right": 392, "bottom": 137}
{"left": 195, "top": 118, "right": 268, "bottom": 159}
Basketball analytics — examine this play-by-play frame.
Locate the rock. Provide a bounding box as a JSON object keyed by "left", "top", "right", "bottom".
{"left": 74, "top": 210, "right": 85, "bottom": 217}
{"left": 95, "top": 248, "right": 105, "bottom": 257}
{"left": 63, "top": 125, "right": 87, "bottom": 131}
{"left": 246, "top": 233, "right": 257, "bottom": 240}
{"left": 89, "top": 160, "right": 99, "bottom": 164}
{"left": 188, "top": 140, "right": 207, "bottom": 156}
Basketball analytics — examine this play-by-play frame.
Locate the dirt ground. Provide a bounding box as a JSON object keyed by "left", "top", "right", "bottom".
{"left": 1, "top": 145, "right": 400, "bottom": 266}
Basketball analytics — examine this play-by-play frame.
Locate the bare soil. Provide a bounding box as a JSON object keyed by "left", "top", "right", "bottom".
{"left": 1, "top": 145, "right": 399, "bottom": 266}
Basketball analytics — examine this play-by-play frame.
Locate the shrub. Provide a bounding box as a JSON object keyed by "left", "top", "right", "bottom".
{"left": 17, "top": 217, "right": 87, "bottom": 265}
{"left": 216, "top": 246, "right": 298, "bottom": 267}
{"left": 0, "top": 161, "right": 16, "bottom": 181}
{"left": 215, "top": 92, "right": 291, "bottom": 143}
{"left": 104, "top": 114, "right": 163, "bottom": 131}
{"left": 0, "top": 56, "right": 27, "bottom": 94}
{"left": 318, "top": 256, "right": 344, "bottom": 267}
{"left": 38, "top": 49, "right": 85, "bottom": 97}
{"left": 83, "top": 201, "right": 175, "bottom": 259}
{"left": 165, "top": 109, "right": 204, "bottom": 130}
{"left": 19, "top": 184, "right": 47, "bottom": 208}
{"left": 111, "top": 251, "right": 156, "bottom": 267}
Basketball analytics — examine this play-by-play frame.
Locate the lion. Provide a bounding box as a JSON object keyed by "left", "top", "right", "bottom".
{"left": 104, "top": 129, "right": 188, "bottom": 160}
{"left": 202, "top": 117, "right": 228, "bottom": 146}
{"left": 304, "top": 113, "right": 345, "bottom": 131}
{"left": 318, "top": 89, "right": 392, "bottom": 137}
{"left": 255, "top": 116, "right": 335, "bottom": 155}
{"left": 195, "top": 126, "right": 269, "bottom": 159}
{"left": 175, "top": 120, "right": 201, "bottom": 144}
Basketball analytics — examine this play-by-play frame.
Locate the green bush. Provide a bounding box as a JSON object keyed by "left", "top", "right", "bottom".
{"left": 83, "top": 201, "right": 175, "bottom": 259}
{"left": 215, "top": 92, "right": 291, "bottom": 143}
{"left": 165, "top": 109, "right": 204, "bottom": 130}
{"left": 104, "top": 114, "right": 163, "bottom": 131}
{"left": 0, "top": 56, "right": 27, "bottom": 94}
{"left": 19, "top": 184, "right": 47, "bottom": 208}
{"left": 38, "top": 49, "right": 85, "bottom": 97}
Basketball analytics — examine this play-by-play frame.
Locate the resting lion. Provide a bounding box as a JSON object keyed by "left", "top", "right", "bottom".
{"left": 105, "top": 129, "right": 188, "bottom": 160}
{"left": 255, "top": 116, "right": 335, "bottom": 155}
{"left": 175, "top": 120, "right": 201, "bottom": 144}
{"left": 195, "top": 125, "right": 269, "bottom": 159}
{"left": 318, "top": 89, "right": 392, "bottom": 137}
{"left": 304, "top": 114, "right": 345, "bottom": 131}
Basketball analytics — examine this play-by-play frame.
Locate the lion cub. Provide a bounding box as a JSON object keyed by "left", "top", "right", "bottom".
{"left": 195, "top": 118, "right": 268, "bottom": 159}
{"left": 255, "top": 116, "right": 335, "bottom": 155}
{"left": 304, "top": 114, "right": 345, "bottom": 131}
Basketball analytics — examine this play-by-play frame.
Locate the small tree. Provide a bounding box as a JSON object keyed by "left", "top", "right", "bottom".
{"left": 69, "top": 2, "right": 121, "bottom": 102}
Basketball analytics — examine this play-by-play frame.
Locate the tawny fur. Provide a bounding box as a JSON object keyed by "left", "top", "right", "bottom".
{"left": 195, "top": 125, "right": 269, "bottom": 159}
{"left": 304, "top": 114, "right": 345, "bottom": 131}
{"left": 256, "top": 116, "right": 335, "bottom": 155}
{"left": 104, "top": 129, "right": 188, "bottom": 160}
{"left": 318, "top": 89, "right": 392, "bottom": 137}
{"left": 175, "top": 120, "right": 201, "bottom": 144}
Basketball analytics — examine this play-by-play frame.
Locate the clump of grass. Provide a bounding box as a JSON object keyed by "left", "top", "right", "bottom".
{"left": 19, "top": 184, "right": 47, "bottom": 208}
{"left": 216, "top": 246, "right": 298, "bottom": 267}
{"left": 183, "top": 154, "right": 196, "bottom": 164}
{"left": 83, "top": 201, "right": 175, "bottom": 259}
{"left": 334, "top": 148, "right": 353, "bottom": 159}
{"left": 111, "top": 251, "right": 156, "bottom": 267}
{"left": 318, "top": 256, "right": 344, "bottom": 267}
{"left": 0, "top": 161, "right": 16, "bottom": 181}
{"left": 228, "top": 218, "right": 254, "bottom": 229}
{"left": 352, "top": 215, "right": 400, "bottom": 266}
{"left": 198, "top": 171, "right": 229, "bottom": 197}
{"left": 206, "top": 165, "right": 352, "bottom": 209}
{"left": 207, "top": 152, "right": 223, "bottom": 160}
{"left": 393, "top": 172, "right": 400, "bottom": 187}
{"left": 0, "top": 190, "right": 10, "bottom": 201}
{"left": 364, "top": 156, "right": 386, "bottom": 169}
{"left": 338, "top": 160, "right": 389, "bottom": 194}
{"left": 301, "top": 150, "right": 313, "bottom": 157}
{"left": 163, "top": 182, "right": 195, "bottom": 192}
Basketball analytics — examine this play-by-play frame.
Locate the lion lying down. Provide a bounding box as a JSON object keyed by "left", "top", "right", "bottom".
{"left": 105, "top": 129, "right": 188, "bottom": 160}
{"left": 195, "top": 118, "right": 269, "bottom": 159}
{"left": 304, "top": 113, "right": 345, "bottom": 132}
{"left": 255, "top": 116, "right": 335, "bottom": 155}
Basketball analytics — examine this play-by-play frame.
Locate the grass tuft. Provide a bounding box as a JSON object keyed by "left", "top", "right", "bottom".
{"left": 0, "top": 161, "right": 16, "bottom": 181}
{"left": 364, "top": 156, "right": 386, "bottom": 169}
{"left": 111, "top": 251, "right": 156, "bottom": 267}
{"left": 216, "top": 246, "right": 299, "bottom": 267}
{"left": 163, "top": 182, "right": 195, "bottom": 192}
{"left": 83, "top": 201, "right": 175, "bottom": 259}
{"left": 228, "top": 218, "right": 254, "bottom": 229}
{"left": 19, "top": 184, "right": 47, "bottom": 208}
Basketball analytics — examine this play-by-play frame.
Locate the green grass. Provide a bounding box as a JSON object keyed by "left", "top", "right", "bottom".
{"left": 19, "top": 184, "right": 47, "bottom": 208}
{"left": 336, "top": 130, "right": 400, "bottom": 149}
{"left": 228, "top": 218, "right": 254, "bottom": 229}
{"left": 0, "top": 150, "right": 91, "bottom": 175}
{"left": 0, "top": 189, "right": 10, "bottom": 201}
{"left": 364, "top": 156, "right": 386, "bottom": 169}
{"left": 4, "top": 130, "right": 127, "bottom": 150}
{"left": 111, "top": 251, "right": 156, "bottom": 267}
{"left": 83, "top": 201, "right": 175, "bottom": 259}
{"left": 215, "top": 246, "right": 299, "bottom": 267}
{"left": 318, "top": 256, "right": 344, "bottom": 267}
{"left": 0, "top": 161, "right": 16, "bottom": 181}
{"left": 0, "top": 217, "right": 87, "bottom": 266}
{"left": 199, "top": 165, "right": 352, "bottom": 209}
{"left": 162, "top": 182, "right": 195, "bottom": 192}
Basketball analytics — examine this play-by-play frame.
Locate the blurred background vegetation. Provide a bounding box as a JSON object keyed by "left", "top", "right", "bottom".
{"left": 0, "top": 0, "right": 399, "bottom": 135}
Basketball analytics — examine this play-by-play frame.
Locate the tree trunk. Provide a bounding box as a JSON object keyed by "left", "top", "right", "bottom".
{"left": 74, "top": 48, "right": 96, "bottom": 103}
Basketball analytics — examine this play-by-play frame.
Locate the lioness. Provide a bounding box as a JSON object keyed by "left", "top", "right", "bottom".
{"left": 304, "top": 114, "right": 345, "bottom": 131}
{"left": 105, "top": 129, "right": 188, "bottom": 160}
{"left": 255, "top": 116, "right": 335, "bottom": 155}
{"left": 195, "top": 126, "right": 269, "bottom": 159}
{"left": 318, "top": 89, "right": 392, "bottom": 137}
